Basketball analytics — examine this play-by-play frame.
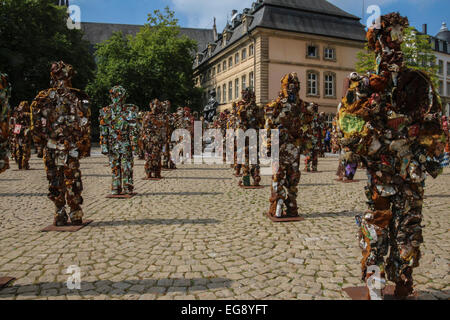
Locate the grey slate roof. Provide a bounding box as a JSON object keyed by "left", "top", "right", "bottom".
{"left": 80, "top": 22, "right": 214, "bottom": 52}
{"left": 263, "top": 0, "right": 360, "bottom": 19}
{"left": 195, "top": 0, "right": 366, "bottom": 68}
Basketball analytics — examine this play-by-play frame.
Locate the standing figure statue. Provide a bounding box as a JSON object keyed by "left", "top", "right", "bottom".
{"left": 161, "top": 100, "right": 176, "bottom": 170}
{"left": 264, "top": 73, "right": 314, "bottom": 220}
{"left": 304, "top": 104, "right": 322, "bottom": 172}
{"left": 141, "top": 99, "right": 167, "bottom": 179}
{"left": 99, "top": 86, "right": 139, "bottom": 195}
{"left": 32, "top": 61, "right": 91, "bottom": 226}
{"left": 10, "top": 101, "right": 32, "bottom": 170}
{"left": 0, "top": 72, "right": 11, "bottom": 174}
{"left": 339, "top": 13, "right": 445, "bottom": 299}
{"left": 203, "top": 89, "right": 219, "bottom": 124}
{"left": 236, "top": 88, "right": 263, "bottom": 187}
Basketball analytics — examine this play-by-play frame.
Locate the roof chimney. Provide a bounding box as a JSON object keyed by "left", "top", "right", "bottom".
{"left": 213, "top": 17, "right": 218, "bottom": 41}
{"left": 422, "top": 24, "right": 427, "bottom": 35}
{"left": 441, "top": 22, "right": 448, "bottom": 32}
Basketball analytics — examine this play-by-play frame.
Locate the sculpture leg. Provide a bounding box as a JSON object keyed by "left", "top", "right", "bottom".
{"left": 357, "top": 174, "right": 391, "bottom": 299}
{"left": 285, "top": 164, "right": 300, "bottom": 217}
{"left": 251, "top": 164, "right": 261, "bottom": 186}
{"left": 269, "top": 164, "right": 286, "bottom": 218}
{"left": 64, "top": 156, "right": 84, "bottom": 225}
{"left": 312, "top": 150, "right": 318, "bottom": 172}
{"left": 23, "top": 142, "right": 31, "bottom": 170}
{"left": 241, "top": 145, "right": 251, "bottom": 186}
{"left": 121, "top": 151, "right": 134, "bottom": 193}
{"left": 45, "top": 149, "right": 68, "bottom": 226}
{"left": 110, "top": 153, "right": 122, "bottom": 194}
{"left": 153, "top": 147, "right": 162, "bottom": 179}
{"left": 15, "top": 144, "right": 23, "bottom": 169}
{"left": 386, "top": 182, "right": 423, "bottom": 298}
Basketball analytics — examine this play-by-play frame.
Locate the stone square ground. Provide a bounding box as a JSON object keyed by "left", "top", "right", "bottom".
{"left": 0, "top": 149, "right": 448, "bottom": 300}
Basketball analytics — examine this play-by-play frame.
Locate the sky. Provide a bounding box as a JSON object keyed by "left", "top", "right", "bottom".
{"left": 70, "top": 0, "right": 449, "bottom": 36}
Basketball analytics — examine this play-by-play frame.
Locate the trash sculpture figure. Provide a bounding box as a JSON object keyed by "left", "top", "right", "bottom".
{"left": 141, "top": 99, "right": 167, "bottom": 179}
{"left": 236, "top": 88, "right": 262, "bottom": 187}
{"left": 304, "top": 104, "right": 323, "bottom": 172}
{"left": 32, "top": 61, "right": 91, "bottom": 226}
{"left": 264, "top": 73, "right": 315, "bottom": 220}
{"left": 99, "top": 85, "right": 139, "bottom": 195}
{"left": 161, "top": 101, "right": 177, "bottom": 170}
{"left": 339, "top": 13, "right": 446, "bottom": 299}
{"left": 0, "top": 72, "right": 11, "bottom": 174}
{"left": 10, "top": 101, "right": 32, "bottom": 170}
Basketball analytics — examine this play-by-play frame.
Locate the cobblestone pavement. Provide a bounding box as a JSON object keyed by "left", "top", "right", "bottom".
{"left": 0, "top": 149, "right": 448, "bottom": 300}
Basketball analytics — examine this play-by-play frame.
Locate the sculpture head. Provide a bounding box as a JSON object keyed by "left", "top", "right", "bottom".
{"left": 50, "top": 61, "right": 74, "bottom": 88}
{"left": 150, "top": 99, "right": 164, "bottom": 114}
{"left": 280, "top": 73, "right": 300, "bottom": 103}
{"left": 241, "top": 87, "right": 255, "bottom": 103}
{"left": 109, "top": 85, "right": 127, "bottom": 104}
{"left": 366, "top": 13, "right": 409, "bottom": 75}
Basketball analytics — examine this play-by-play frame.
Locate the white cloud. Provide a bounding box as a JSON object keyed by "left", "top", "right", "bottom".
{"left": 168, "top": 0, "right": 254, "bottom": 30}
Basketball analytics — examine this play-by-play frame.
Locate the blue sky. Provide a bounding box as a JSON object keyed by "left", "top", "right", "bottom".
{"left": 70, "top": 0, "right": 449, "bottom": 36}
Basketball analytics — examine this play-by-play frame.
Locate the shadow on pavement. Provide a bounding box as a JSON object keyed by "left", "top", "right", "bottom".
{"left": 304, "top": 211, "right": 360, "bottom": 219}
{"left": 90, "top": 218, "right": 220, "bottom": 227}
{"left": 0, "top": 278, "right": 233, "bottom": 297}
{"left": 0, "top": 193, "right": 47, "bottom": 197}
{"left": 163, "top": 177, "right": 232, "bottom": 180}
{"left": 137, "top": 192, "right": 223, "bottom": 196}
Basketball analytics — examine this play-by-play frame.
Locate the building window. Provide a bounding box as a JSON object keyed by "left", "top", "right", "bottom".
{"left": 249, "top": 44, "right": 254, "bottom": 56}
{"left": 447, "top": 82, "right": 450, "bottom": 96}
{"left": 235, "top": 78, "right": 240, "bottom": 99}
{"left": 307, "top": 44, "right": 319, "bottom": 59}
{"left": 223, "top": 84, "right": 227, "bottom": 103}
{"left": 438, "top": 60, "right": 444, "bottom": 75}
{"left": 242, "top": 75, "right": 247, "bottom": 90}
{"left": 229, "top": 81, "right": 233, "bottom": 101}
{"left": 242, "top": 48, "right": 247, "bottom": 60}
{"left": 438, "top": 80, "right": 443, "bottom": 95}
{"left": 324, "top": 47, "right": 336, "bottom": 61}
{"left": 249, "top": 71, "right": 254, "bottom": 89}
{"left": 217, "top": 64, "right": 221, "bottom": 73}
{"left": 223, "top": 60, "right": 227, "bottom": 72}
{"left": 217, "top": 86, "right": 221, "bottom": 103}
{"left": 235, "top": 53, "right": 239, "bottom": 65}
{"left": 324, "top": 72, "right": 336, "bottom": 98}
{"left": 307, "top": 71, "right": 320, "bottom": 96}
{"left": 228, "top": 57, "right": 233, "bottom": 69}
{"left": 447, "top": 62, "right": 450, "bottom": 77}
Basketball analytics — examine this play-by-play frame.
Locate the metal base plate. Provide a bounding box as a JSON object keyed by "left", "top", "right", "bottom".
{"left": 0, "top": 277, "right": 15, "bottom": 289}
{"left": 265, "top": 212, "right": 304, "bottom": 222}
{"left": 41, "top": 220, "right": 93, "bottom": 232}
{"left": 106, "top": 193, "right": 137, "bottom": 199}
{"left": 343, "top": 285, "right": 418, "bottom": 300}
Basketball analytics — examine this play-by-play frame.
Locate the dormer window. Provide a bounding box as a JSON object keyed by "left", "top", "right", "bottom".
{"left": 207, "top": 43, "right": 217, "bottom": 56}
{"left": 307, "top": 45, "right": 319, "bottom": 59}
{"left": 242, "top": 14, "right": 254, "bottom": 33}
{"left": 324, "top": 47, "right": 336, "bottom": 61}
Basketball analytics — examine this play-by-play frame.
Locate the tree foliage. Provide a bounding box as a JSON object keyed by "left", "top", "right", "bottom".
{"left": 356, "top": 26, "right": 439, "bottom": 87}
{"left": 0, "top": 0, "right": 95, "bottom": 107}
{"left": 86, "top": 7, "right": 203, "bottom": 122}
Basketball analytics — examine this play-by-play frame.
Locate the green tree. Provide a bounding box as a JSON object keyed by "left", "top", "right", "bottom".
{"left": 87, "top": 7, "right": 203, "bottom": 130}
{"left": 356, "top": 27, "right": 439, "bottom": 86}
{"left": 0, "top": 0, "right": 95, "bottom": 106}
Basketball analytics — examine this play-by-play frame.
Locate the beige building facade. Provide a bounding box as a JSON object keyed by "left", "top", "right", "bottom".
{"left": 194, "top": 0, "right": 366, "bottom": 124}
